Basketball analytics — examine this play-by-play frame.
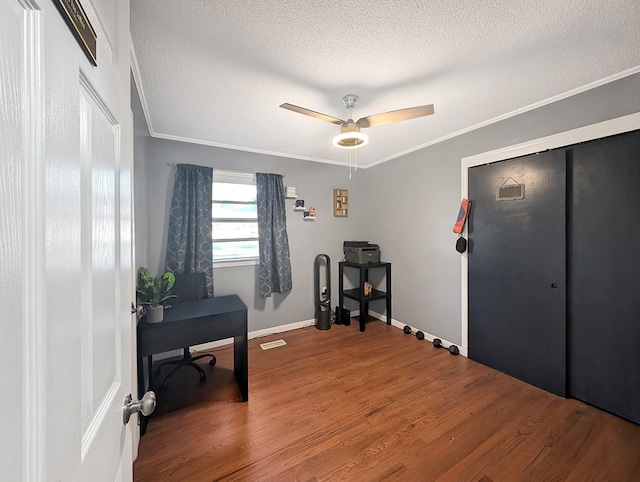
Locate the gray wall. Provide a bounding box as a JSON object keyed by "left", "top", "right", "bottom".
{"left": 135, "top": 132, "right": 368, "bottom": 332}
{"left": 359, "top": 72, "right": 640, "bottom": 344}
{"left": 133, "top": 72, "right": 640, "bottom": 340}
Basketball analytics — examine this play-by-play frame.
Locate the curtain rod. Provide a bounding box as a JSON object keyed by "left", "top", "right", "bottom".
{"left": 166, "top": 163, "right": 284, "bottom": 177}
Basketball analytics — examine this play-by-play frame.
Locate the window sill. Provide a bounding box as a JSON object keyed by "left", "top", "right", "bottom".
{"left": 214, "top": 258, "right": 259, "bottom": 268}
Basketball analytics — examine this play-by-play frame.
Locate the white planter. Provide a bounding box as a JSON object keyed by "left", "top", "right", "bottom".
{"left": 146, "top": 305, "right": 164, "bottom": 323}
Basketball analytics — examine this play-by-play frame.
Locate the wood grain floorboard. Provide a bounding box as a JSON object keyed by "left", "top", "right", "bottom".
{"left": 134, "top": 320, "right": 640, "bottom": 481}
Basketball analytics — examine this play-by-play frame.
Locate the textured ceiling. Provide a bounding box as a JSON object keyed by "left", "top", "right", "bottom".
{"left": 130, "top": 0, "right": 640, "bottom": 167}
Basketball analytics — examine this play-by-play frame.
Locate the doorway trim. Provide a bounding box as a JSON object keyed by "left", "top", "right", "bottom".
{"left": 460, "top": 112, "right": 640, "bottom": 357}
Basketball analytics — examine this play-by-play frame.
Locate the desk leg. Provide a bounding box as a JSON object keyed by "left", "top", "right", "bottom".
{"left": 339, "top": 263, "right": 344, "bottom": 315}
{"left": 386, "top": 263, "right": 392, "bottom": 325}
{"left": 137, "top": 355, "right": 144, "bottom": 400}
{"left": 137, "top": 354, "right": 146, "bottom": 436}
{"left": 138, "top": 355, "right": 152, "bottom": 436}
{"left": 147, "top": 355, "right": 154, "bottom": 390}
{"left": 234, "top": 333, "right": 249, "bottom": 401}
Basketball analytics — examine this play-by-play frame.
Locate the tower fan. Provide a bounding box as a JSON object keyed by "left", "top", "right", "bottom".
{"left": 314, "top": 254, "right": 331, "bottom": 330}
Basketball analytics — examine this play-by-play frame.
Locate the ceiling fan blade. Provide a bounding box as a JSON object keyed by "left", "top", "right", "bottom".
{"left": 280, "top": 103, "right": 345, "bottom": 125}
{"left": 357, "top": 104, "right": 434, "bottom": 128}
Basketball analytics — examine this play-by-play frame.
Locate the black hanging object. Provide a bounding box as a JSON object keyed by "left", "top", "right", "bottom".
{"left": 456, "top": 237, "right": 467, "bottom": 253}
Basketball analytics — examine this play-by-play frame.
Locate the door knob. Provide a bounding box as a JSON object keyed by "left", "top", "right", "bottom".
{"left": 551, "top": 283, "right": 559, "bottom": 288}
{"left": 123, "top": 391, "right": 156, "bottom": 425}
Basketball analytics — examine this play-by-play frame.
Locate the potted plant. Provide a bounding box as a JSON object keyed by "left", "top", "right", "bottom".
{"left": 136, "top": 267, "right": 177, "bottom": 323}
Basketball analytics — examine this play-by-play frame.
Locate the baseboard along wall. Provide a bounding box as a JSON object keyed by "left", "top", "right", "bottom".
{"left": 190, "top": 312, "right": 466, "bottom": 357}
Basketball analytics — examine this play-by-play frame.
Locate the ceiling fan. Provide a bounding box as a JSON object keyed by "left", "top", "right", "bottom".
{"left": 280, "top": 94, "right": 434, "bottom": 149}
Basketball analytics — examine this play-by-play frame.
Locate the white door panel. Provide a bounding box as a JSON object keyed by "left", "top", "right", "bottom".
{"left": 0, "top": 0, "right": 133, "bottom": 480}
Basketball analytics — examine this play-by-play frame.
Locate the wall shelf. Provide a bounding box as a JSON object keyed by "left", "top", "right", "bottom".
{"left": 291, "top": 194, "right": 316, "bottom": 219}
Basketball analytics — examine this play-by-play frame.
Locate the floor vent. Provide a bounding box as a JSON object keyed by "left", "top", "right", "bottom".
{"left": 260, "top": 339, "right": 287, "bottom": 350}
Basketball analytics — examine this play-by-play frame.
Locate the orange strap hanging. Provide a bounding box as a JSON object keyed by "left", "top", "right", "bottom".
{"left": 453, "top": 199, "right": 471, "bottom": 234}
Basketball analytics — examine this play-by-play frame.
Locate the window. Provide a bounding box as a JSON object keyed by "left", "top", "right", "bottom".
{"left": 212, "top": 170, "right": 259, "bottom": 263}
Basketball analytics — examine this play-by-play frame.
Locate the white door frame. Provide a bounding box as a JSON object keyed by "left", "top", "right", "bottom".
{"left": 460, "top": 112, "right": 640, "bottom": 357}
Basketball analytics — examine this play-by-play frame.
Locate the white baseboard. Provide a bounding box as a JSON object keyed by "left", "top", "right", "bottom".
{"left": 189, "top": 313, "right": 467, "bottom": 358}
{"left": 191, "top": 318, "right": 316, "bottom": 353}
{"left": 368, "top": 310, "right": 467, "bottom": 357}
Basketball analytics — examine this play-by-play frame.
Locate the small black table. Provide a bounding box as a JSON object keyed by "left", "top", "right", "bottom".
{"left": 137, "top": 295, "right": 248, "bottom": 433}
{"left": 338, "top": 261, "right": 392, "bottom": 332}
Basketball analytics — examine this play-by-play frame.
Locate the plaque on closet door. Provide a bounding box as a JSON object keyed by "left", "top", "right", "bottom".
{"left": 497, "top": 177, "right": 525, "bottom": 201}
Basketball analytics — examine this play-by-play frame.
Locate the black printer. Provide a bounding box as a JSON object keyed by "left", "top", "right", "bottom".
{"left": 343, "top": 241, "right": 380, "bottom": 264}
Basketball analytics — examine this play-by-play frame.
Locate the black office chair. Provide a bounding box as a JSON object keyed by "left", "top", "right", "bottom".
{"left": 154, "top": 272, "right": 216, "bottom": 390}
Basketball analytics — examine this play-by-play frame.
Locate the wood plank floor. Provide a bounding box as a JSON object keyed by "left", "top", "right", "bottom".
{"left": 134, "top": 319, "right": 640, "bottom": 481}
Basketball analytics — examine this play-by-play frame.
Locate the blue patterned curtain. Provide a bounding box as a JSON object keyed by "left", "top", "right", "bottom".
{"left": 256, "top": 173, "right": 292, "bottom": 297}
{"left": 165, "top": 164, "right": 214, "bottom": 296}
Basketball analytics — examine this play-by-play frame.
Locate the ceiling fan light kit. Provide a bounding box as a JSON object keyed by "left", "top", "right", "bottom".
{"left": 333, "top": 125, "right": 368, "bottom": 149}
{"left": 280, "top": 94, "right": 434, "bottom": 151}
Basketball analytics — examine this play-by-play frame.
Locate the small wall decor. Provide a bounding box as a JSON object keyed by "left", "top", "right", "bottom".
{"left": 294, "top": 199, "right": 305, "bottom": 211}
{"left": 303, "top": 207, "right": 316, "bottom": 220}
{"left": 285, "top": 186, "right": 297, "bottom": 198}
{"left": 333, "top": 188, "right": 348, "bottom": 217}
{"left": 497, "top": 177, "right": 525, "bottom": 201}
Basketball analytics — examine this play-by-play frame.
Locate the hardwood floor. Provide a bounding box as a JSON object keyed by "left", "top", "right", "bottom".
{"left": 134, "top": 319, "right": 640, "bottom": 481}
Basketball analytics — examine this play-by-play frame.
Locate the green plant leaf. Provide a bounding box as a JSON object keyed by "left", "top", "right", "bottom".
{"left": 136, "top": 267, "right": 179, "bottom": 306}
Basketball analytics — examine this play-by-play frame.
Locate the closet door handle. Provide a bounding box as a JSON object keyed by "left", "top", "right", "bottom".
{"left": 550, "top": 283, "right": 559, "bottom": 288}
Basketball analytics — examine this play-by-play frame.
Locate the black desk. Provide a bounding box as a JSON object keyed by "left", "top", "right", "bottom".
{"left": 339, "top": 261, "right": 392, "bottom": 332}
{"left": 137, "top": 295, "right": 248, "bottom": 432}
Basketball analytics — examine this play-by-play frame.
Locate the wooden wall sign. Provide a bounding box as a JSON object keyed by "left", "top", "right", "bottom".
{"left": 52, "top": 0, "right": 97, "bottom": 66}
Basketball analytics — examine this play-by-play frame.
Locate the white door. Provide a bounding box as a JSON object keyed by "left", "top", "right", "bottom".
{"left": 0, "top": 0, "right": 135, "bottom": 481}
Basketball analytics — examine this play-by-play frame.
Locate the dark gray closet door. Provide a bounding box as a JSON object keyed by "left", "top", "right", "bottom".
{"left": 569, "top": 130, "right": 640, "bottom": 424}
{"left": 468, "top": 150, "right": 567, "bottom": 396}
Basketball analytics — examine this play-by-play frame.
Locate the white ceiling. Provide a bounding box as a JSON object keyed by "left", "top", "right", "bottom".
{"left": 130, "top": 0, "right": 640, "bottom": 168}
